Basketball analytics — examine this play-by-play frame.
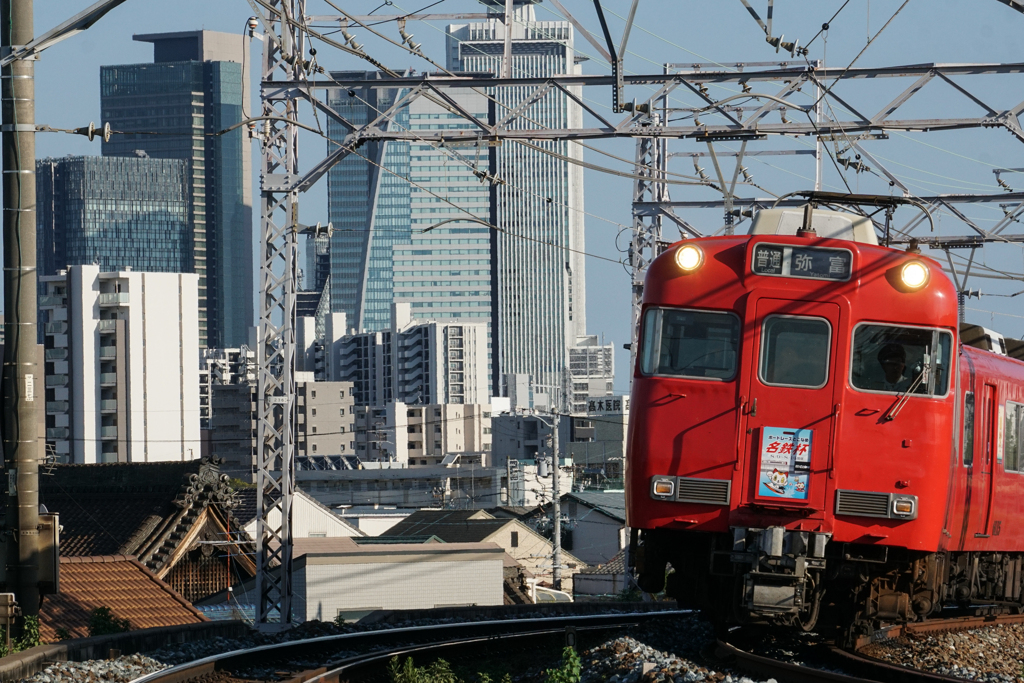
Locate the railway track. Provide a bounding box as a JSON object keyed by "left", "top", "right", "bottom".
{"left": 720, "top": 613, "right": 1024, "bottom": 683}
{"left": 131, "top": 609, "right": 690, "bottom": 683}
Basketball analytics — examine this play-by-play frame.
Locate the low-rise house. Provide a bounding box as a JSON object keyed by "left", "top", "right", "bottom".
{"left": 291, "top": 537, "right": 506, "bottom": 622}
{"left": 386, "top": 510, "right": 586, "bottom": 592}
{"left": 233, "top": 487, "right": 362, "bottom": 540}
{"left": 333, "top": 505, "right": 412, "bottom": 536}
{"left": 530, "top": 491, "right": 627, "bottom": 566}
{"left": 40, "top": 459, "right": 255, "bottom": 604}
{"left": 39, "top": 555, "right": 206, "bottom": 641}
{"left": 572, "top": 548, "right": 628, "bottom": 599}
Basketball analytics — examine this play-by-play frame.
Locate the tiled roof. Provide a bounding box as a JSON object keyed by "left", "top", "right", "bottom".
{"left": 40, "top": 460, "right": 205, "bottom": 557}
{"left": 486, "top": 506, "right": 539, "bottom": 520}
{"left": 565, "top": 491, "right": 626, "bottom": 522}
{"left": 39, "top": 556, "right": 206, "bottom": 642}
{"left": 578, "top": 547, "right": 626, "bottom": 575}
{"left": 386, "top": 510, "right": 509, "bottom": 543}
{"left": 38, "top": 459, "right": 255, "bottom": 585}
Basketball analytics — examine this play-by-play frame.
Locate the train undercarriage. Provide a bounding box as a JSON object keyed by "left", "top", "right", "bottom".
{"left": 634, "top": 528, "right": 1024, "bottom": 640}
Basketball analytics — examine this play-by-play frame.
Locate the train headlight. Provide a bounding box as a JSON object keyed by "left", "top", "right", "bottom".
{"left": 900, "top": 261, "right": 929, "bottom": 289}
{"left": 675, "top": 244, "right": 704, "bottom": 272}
{"left": 651, "top": 476, "right": 675, "bottom": 499}
{"left": 893, "top": 498, "right": 916, "bottom": 517}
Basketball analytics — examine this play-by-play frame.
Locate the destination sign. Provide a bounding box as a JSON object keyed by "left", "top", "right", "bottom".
{"left": 751, "top": 243, "right": 852, "bottom": 282}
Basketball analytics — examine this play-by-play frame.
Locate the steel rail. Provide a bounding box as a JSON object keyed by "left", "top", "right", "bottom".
{"left": 130, "top": 609, "right": 690, "bottom": 683}
{"left": 723, "top": 612, "right": 1024, "bottom": 683}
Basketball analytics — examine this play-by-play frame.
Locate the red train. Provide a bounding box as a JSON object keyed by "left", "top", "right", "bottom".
{"left": 625, "top": 204, "right": 1024, "bottom": 637}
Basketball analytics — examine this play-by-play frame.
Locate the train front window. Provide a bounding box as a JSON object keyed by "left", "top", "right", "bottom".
{"left": 759, "top": 316, "right": 832, "bottom": 388}
{"left": 850, "top": 324, "right": 953, "bottom": 396}
{"left": 640, "top": 308, "right": 739, "bottom": 380}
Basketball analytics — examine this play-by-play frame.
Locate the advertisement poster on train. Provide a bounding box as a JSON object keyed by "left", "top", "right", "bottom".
{"left": 758, "top": 427, "right": 812, "bottom": 500}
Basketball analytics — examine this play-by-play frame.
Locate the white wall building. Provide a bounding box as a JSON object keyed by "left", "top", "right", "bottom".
{"left": 569, "top": 336, "right": 615, "bottom": 414}
{"left": 293, "top": 537, "right": 505, "bottom": 622}
{"left": 198, "top": 346, "right": 255, "bottom": 428}
{"left": 40, "top": 265, "right": 200, "bottom": 463}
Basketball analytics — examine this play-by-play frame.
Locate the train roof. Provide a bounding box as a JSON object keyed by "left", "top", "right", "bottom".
{"left": 749, "top": 207, "right": 878, "bottom": 245}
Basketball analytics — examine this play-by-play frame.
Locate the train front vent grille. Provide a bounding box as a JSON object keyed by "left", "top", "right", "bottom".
{"left": 676, "top": 477, "right": 731, "bottom": 506}
{"left": 835, "top": 490, "right": 890, "bottom": 518}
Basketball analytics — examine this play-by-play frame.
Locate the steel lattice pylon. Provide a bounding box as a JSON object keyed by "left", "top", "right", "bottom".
{"left": 628, "top": 115, "right": 671, "bottom": 369}
{"left": 255, "top": 0, "right": 305, "bottom": 629}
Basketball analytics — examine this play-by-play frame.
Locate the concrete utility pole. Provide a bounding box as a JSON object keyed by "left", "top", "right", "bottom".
{"left": 1, "top": 0, "right": 40, "bottom": 617}
{"left": 551, "top": 409, "right": 561, "bottom": 591}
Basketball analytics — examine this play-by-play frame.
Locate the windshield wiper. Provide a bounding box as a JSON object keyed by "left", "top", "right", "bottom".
{"left": 883, "top": 362, "right": 930, "bottom": 422}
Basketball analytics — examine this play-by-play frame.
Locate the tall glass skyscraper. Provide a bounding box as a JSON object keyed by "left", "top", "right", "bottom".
{"left": 447, "top": 5, "right": 587, "bottom": 395}
{"left": 100, "top": 31, "right": 253, "bottom": 349}
{"left": 326, "top": 75, "right": 496, "bottom": 390}
{"left": 327, "top": 72, "right": 411, "bottom": 334}
{"left": 37, "top": 155, "right": 191, "bottom": 275}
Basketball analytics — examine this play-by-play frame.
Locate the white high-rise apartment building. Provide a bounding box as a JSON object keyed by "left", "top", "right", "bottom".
{"left": 40, "top": 265, "right": 201, "bottom": 463}
{"left": 447, "top": 5, "right": 587, "bottom": 399}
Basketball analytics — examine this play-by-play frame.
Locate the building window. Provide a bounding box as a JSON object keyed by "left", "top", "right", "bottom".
{"left": 312, "top": 444, "right": 317, "bottom": 453}
{"left": 312, "top": 426, "right": 317, "bottom": 433}
{"left": 511, "top": 531, "right": 519, "bottom": 548}
{"left": 312, "top": 408, "right": 317, "bottom": 416}
{"left": 311, "top": 390, "right": 317, "bottom": 399}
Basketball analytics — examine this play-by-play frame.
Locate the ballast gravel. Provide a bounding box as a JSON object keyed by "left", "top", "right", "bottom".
{"left": 864, "top": 623, "right": 1024, "bottom": 682}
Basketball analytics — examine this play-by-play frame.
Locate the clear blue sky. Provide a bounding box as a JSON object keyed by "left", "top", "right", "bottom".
{"left": 32, "top": 0, "right": 1024, "bottom": 391}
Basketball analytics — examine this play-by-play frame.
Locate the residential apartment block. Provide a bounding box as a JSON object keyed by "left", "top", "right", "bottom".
{"left": 353, "top": 401, "right": 492, "bottom": 466}
{"left": 310, "top": 303, "right": 489, "bottom": 406}
{"left": 199, "top": 346, "right": 256, "bottom": 428}
{"left": 39, "top": 265, "right": 200, "bottom": 463}
{"left": 297, "top": 380, "right": 356, "bottom": 459}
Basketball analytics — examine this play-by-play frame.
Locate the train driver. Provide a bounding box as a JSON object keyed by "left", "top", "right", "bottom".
{"left": 877, "top": 343, "right": 912, "bottom": 392}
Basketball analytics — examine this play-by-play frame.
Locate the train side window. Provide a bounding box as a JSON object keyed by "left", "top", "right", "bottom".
{"left": 640, "top": 308, "right": 740, "bottom": 380}
{"left": 759, "top": 316, "right": 831, "bottom": 388}
{"left": 1005, "top": 402, "right": 1024, "bottom": 472}
{"left": 963, "top": 392, "right": 975, "bottom": 467}
{"left": 850, "top": 324, "right": 953, "bottom": 396}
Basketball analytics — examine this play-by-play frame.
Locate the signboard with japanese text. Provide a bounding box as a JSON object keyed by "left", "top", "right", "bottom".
{"left": 586, "top": 396, "right": 629, "bottom": 414}
{"left": 757, "top": 427, "right": 813, "bottom": 500}
{"left": 751, "top": 243, "right": 852, "bottom": 282}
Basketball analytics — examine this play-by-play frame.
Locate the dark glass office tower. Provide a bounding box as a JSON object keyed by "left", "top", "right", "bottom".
{"left": 37, "top": 155, "right": 191, "bottom": 274}
{"left": 100, "top": 31, "right": 253, "bottom": 348}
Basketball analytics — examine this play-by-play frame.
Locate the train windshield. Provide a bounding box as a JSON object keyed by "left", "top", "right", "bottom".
{"left": 759, "top": 316, "right": 831, "bottom": 388}
{"left": 850, "top": 324, "right": 953, "bottom": 396}
{"left": 640, "top": 308, "right": 740, "bottom": 380}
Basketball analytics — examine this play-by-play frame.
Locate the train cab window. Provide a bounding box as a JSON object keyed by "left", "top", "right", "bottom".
{"left": 640, "top": 308, "right": 740, "bottom": 380}
{"left": 850, "top": 324, "right": 953, "bottom": 396}
{"left": 963, "top": 392, "right": 975, "bottom": 467}
{"left": 1005, "top": 402, "right": 1024, "bottom": 472}
{"left": 759, "top": 316, "right": 831, "bottom": 388}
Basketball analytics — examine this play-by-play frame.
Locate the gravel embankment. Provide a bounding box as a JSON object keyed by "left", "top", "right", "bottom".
{"left": 578, "top": 617, "right": 776, "bottom": 683}
{"left": 864, "top": 624, "right": 1024, "bottom": 682}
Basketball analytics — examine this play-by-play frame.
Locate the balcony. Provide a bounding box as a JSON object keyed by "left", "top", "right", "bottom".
{"left": 46, "top": 427, "right": 69, "bottom": 440}
{"left": 98, "top": 346, "right": 117, "bottom": 359}
{"left": 44, "top": 348, "right": 68, "bottom": 361}
{"left": 45, "top": 401, "right": 68, "bottom": 414}
{"left": 43, "top": 321, "right": 67, "bottom": 335}
{"left": 45, "top": 375, "right": 68, "bottom": 388}
{"left": 100, "top": 426, "right": 118, "bottom": 439}
{"left": 98, "top": 319, "right": 118, "bottom": 333}
{"left": 98, "top": 292, "right": 129, "bottom": 306}
{"left": 99, "top": 373, "right": 117, "bottom": 386}
{"left": 39, "top": 295, "right": 66, "bottom": 308}
{"left": 100, "top": 400, "right": 118, "bottom": 413}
